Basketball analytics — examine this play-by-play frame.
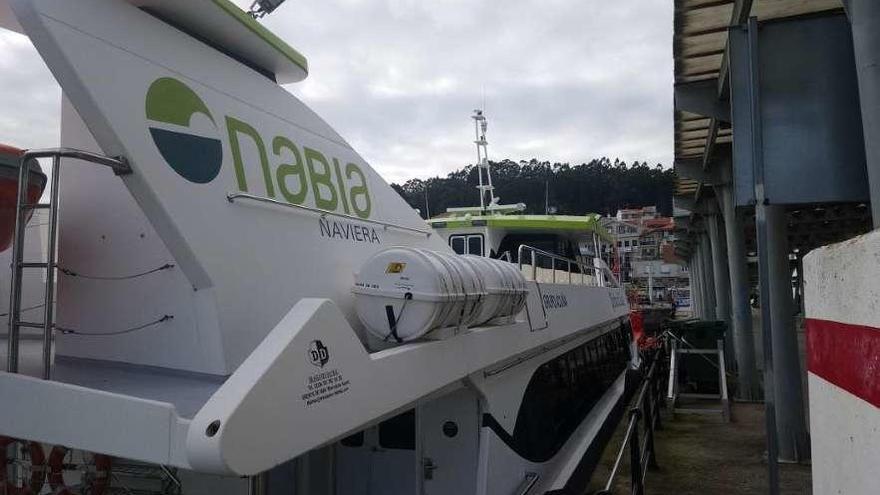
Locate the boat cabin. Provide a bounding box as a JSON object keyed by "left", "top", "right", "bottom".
{"left": 428, "top": 209, "right": 613, "bottom": 265}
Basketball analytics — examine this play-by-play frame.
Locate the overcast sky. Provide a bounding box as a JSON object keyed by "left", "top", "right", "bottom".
{"left": 0, "top": 0, "right": 672, "bottom": 184}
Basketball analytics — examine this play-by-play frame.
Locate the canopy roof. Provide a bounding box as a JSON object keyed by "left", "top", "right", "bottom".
{"left": 428, "top": 214, "right": 613, "bottom": 242}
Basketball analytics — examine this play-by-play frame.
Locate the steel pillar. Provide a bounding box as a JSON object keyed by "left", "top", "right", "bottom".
{"left": 763, "top": 205, "right": 810, "bottom": 462}
{"left": 687, "top": 258, "right": 696, "bottom": 317}
{"left": 744, "top": 17, "right": 780, "bottom": 491}
{"left": 719, "top": 186, "right": 761, "bottom": 399}
{"left": 689, "top": 256, "right": 698, "bottom": 318}
{"left": 699, "top": 231, "right": 717, "bottom": 321}
{"left": 692, "top": 249, "right": 704, "bottom": 319}
{"left": 707, "top": 213, "right": 732, "bottom": 349}
{"left": 846, "top": 0, "right": 880, "bottom": 227}
{"left": 693, "top": 251, "right": 702, "bottom": 319}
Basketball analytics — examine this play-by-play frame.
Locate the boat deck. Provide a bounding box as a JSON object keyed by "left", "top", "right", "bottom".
{"left": 0, "top": 336, "right": 223, "bottom": 418}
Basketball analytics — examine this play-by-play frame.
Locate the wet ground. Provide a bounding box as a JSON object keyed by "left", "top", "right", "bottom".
{"left": 588, "top": 400, "right": 812, "bottom": 494}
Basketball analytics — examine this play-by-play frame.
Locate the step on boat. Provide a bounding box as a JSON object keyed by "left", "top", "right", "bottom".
{"left": 0, "top": 1, "right": 635, "bottom": 494}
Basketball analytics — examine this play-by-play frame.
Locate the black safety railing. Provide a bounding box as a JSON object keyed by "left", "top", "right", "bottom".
{"left": 594, "top": 344, "right": 667, "bottom": 495}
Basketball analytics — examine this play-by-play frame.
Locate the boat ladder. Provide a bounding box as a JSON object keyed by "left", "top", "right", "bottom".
{"left": 5, "top": 148, "right": 130, "bottom": 379}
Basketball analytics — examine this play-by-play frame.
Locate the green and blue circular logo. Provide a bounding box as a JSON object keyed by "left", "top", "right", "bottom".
{"left": 146, "top": 77, "right": 222, "bottom": 183}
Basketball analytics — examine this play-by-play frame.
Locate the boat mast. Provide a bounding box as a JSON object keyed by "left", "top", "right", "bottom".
{"left": 472, "top": 109, "right": 497, "bottom": 212}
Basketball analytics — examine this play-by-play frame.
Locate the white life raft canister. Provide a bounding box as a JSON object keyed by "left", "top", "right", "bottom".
{"left": 352, "top": 247, "right": 528, "bottom": 342}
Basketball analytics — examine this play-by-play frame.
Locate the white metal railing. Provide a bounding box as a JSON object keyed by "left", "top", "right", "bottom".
{"left": 516, "top": 244, "right": 600, "bottom": 286}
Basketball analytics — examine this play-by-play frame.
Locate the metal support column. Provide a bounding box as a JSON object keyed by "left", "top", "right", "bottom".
{"left": 746, "top": 17, "right": 780, "bottom": 493}
{"left": 692, "top": 250, "right": 703, "bottom": 319}
{"left": 719, "top": 186, "right": 761, "bottom": 399}
{"left": 686, "top": 258, "right": 695, "bottom": 318}
{"left": 707, "top": 213, "right": 733, "bottom": 364}
{"left": 764, "top": 205, "right": 809, "bottom": 462}
{"left": 845, "top": 0, "right": 880, "bottom": 227}
{"left": 743, "top": 15, "right": 808, "bottom": 463}
{"left": 699, "top": 231, "right": 717, "bottom": 321}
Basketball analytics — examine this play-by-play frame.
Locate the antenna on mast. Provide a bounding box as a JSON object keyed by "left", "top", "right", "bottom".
{"left": 248, "top": 0, "right": 287, "bottom": 19}
{"left": 472, "top": 109, "right": 498, "bottom": 212}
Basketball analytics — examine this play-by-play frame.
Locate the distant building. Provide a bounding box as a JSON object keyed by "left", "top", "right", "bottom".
{"left": 602, "top": 207, "right": 688, "bottom": 298}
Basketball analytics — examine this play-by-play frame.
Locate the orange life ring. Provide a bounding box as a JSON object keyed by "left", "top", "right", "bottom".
{"left": 0, "top": 436, "right": 46, "bottom": 495}
{"left": 48, "top": 446, "right": 112, "bottom": 495}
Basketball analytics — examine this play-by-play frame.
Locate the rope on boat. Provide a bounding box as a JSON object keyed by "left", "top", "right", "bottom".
{"left": 0, "top": 303, "right": 45, "bottom": 317}
{"left": 58, "top": 263, "right": 174, "bottom": 281}
{"left": 56, "top": 315, "right": 174, "bottom": 336}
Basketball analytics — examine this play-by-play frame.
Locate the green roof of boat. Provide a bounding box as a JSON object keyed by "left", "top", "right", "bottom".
{"left": 427, "top": 214, "right": 612, "bottom": 242}
{"left": 211, "top": 0, "right": 308, "bottom": 78}
{"left": 130, "top": 0, "right": 308, "bottom": 83}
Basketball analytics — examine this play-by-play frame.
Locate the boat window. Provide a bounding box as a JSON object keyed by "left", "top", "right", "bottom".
{"left": 450, "top": 236, "right": 466, "bottom": 254}
{"left": 484, "top": 324, "right": 632, "bottom": 462}
{"left": 340, "top": 431, "right": 365, "bottom": 448}
{"left": 378, "top": 409, "right": 416, "bottom": 450}
{"left": 497, "top": 234, "right": 574, "bottom": 265}
{"left": 468, "top": 235, "right": 484, "bottom": 256}
{"left": 449, "top": 234, "right": 484, "bottom": 256}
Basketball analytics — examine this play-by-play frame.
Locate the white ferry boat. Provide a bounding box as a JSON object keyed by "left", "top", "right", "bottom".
{"left": 0, "top": 1, "right": 634, "bottom": 493}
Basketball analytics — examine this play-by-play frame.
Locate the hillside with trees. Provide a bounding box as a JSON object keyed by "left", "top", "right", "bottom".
{"left": 391, "top": 158, "right": 675, "bottom": 218}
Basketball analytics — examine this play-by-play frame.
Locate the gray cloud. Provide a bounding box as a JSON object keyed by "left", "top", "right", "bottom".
{"left": 0, "top": 31, "right": 60, "bottom": 149}
{"left": 0, "top": 1, "right": 672, "bottom": 184}
{"left": 257, "top": 0, "right": 674, "bottom": 183}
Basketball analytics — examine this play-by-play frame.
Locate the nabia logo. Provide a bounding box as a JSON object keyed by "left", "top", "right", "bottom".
{"left": 146, "top": 78, "right": 223, "bottom": 183}
{"left": 146, "top": 77, "right": 372, "bottom": 218}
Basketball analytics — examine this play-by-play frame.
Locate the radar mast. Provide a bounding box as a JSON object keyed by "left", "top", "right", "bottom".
{"left": 472, "top": 109, "right": 499, "bottom": 212}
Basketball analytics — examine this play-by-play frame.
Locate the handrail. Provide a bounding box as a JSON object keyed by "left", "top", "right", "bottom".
{"left": 7, "top": 148, "right": 130, "bottom": 380}
{"left": 22, "top": 148, "right": 131, "bottom": 175}
{"left": 516, "top": 244, "right": 598, "bottom": 285}
{"left": 226, "top": 192, "right": 432, "bottom": 237}
{"left": 595, "top": 344, "right": 667, "bottom": 495}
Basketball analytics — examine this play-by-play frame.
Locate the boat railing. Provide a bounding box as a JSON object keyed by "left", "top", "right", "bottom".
{"left": 593, "top": 344, "right": 667, "bottom": 495}
{"left": 516, "top": 244, "right": 600, "bottom": 286}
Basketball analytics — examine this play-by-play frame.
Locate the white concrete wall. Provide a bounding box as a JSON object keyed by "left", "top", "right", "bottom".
{"left": 803, "top": 229, "right": 880, "bottom": 495}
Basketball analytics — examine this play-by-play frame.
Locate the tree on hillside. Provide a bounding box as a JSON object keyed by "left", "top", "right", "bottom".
{"left": 392, "top": 158, "right": 675, "bottom": 219}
